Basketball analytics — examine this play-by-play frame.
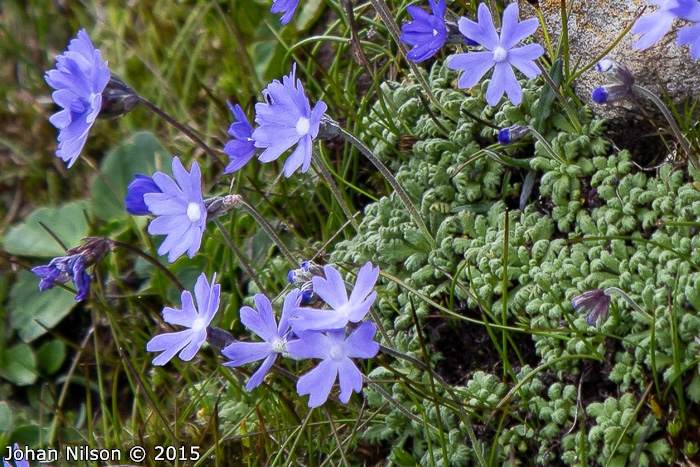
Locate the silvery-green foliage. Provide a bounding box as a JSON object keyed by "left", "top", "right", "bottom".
{"left": 328, "top": 57, "right": 700, "bottom": 463}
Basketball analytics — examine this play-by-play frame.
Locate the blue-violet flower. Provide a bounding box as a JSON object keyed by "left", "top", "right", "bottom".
{"left": 252, "top": 64, "right": 328, "bottom": 178}
{"left": 632, "top": 0, "right": 700, "bottom": 51}
{"left": 3, "top": 444, "right": 29, "bottom": 467}
{"left": 399, "top": 0, "right": 447, "bottom": 63}
{"left": 271, "top": 0, "right": 301, "bottom": 25}
{"left": 677, "top": 20, "right": 700, "bottom": 59}
{"left": 448, "top": 3, "right": 544, "bottom": 106}
{"left": 223, "top": 102, "right": 257, "bottom": 174}
{"left": 147, "top": 273, "right": 220, "bottom": 365}
{"left": 143, "top": 157, "right": 207, "bottom": 262}
{"left": 291, "top": 262, "right": 379, "bottom": 332}
{"left": 572, "top": 289, "right": 611, "bottom": 326}
{"left": 497, "top": 125, "right": 530, "bottom": 144}
{"left": 45, "top": 29, "right": 110, "bottom": 168}
{"left": 124, "top": 174, "right": 162, "bottom": 215}
{"left": 222, "top": 289, "right": 302, "bottom": 390}
{"left": 286, "top": 321, "right": 379, "bottom": 407}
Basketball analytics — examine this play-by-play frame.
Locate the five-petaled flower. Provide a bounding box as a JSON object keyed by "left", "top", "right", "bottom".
{"left": 222, "top": 289, "right": 302, "bottom": 390}
{"left": 143, "top": 156, "right": 207, "bottom": 262}
{"left": 448, "top": 3, "right": 544, "bottom": 106}
{"left": 632, "top": 0, "right": 700, "bottom": 52}
{"left": 271, "top": 0, "right": 301, "bottom": 25}
{"left": 290, "top": 262, "right": 379, "bottom": 332}
{"left": 147, "top": 273, "right": 220, "bottom": 366}
{"left": 252, "top": 64, "right": 328, "bottom": 177}
{"left": 223, "top": 102, "right": 258, "bottom": 174}
{"left": 286, "top": 321, "right": 379, "bottom": 408}
{"left": 572, "top": 289, "right": 611, "bottom": 326}
{"left": 399, "top": 0, "right": 447, "bottom": 63}
{"left": 45, "top": 29, "right": 110, "bottom": 168}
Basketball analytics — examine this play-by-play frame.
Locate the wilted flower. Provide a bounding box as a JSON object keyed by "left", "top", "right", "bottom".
{"left": 271, "top": 0, "right": 301, "bottom": 25}
{"left": 45, "top": 29, "right": 110, "bottom": 168}
{"left": 252, "top": 64, "right": 328, "bottom": 177}
{"left": 290, "top": 262, "right": 379, "bottom": 332}
{"left": 147, "top": 273, "right": 220, "bottom": 366}
{"left": 591, "top": 58, "right": 635, "bottom": 104}
{"left": 222, "top": 290, "right": 302, "bottom": 390}
{"left": 287, "top": 260, "right": 325, "bottom": 304}
{"left": 31, "top": 237, "right": 114, "bottom": 302}
{"left": 223, "top": 102, "right": 257, "bottom": 174}
{"left": 399, "top": 0, "right": 447, "bottom": 63}
{"left": 143, "top": 157, "right": 207, "bottom": 262}
{"left": 448, "top": 3, "right": 544, "bottom": 106}
{"left": 286, "top": 321, "right": 379, "bottom": 407}
{"left": 631, "top": 0, "right": 700, "bottom": 51}
{"left": 572, "top": 289, "right": 611, "bottom": 326}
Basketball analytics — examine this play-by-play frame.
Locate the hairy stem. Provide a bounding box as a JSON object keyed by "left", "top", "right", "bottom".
{"left": 213, "top": 218, "right": 265, "bottom": 292}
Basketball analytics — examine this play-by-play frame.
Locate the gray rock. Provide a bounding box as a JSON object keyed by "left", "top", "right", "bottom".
{"left": 517, "top": 0, "right": 700, "bottom": 117}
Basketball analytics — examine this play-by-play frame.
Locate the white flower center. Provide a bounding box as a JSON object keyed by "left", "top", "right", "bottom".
{"left": 432, "top": 28, "right": 438, "bottom": 36}
{"left": 191, "top": 317, "right": 206, "bottom": 332}
{"left": 296, "top": 117, "right": 310, "bottom": 136}
{"left": 187, "top": 202, "right": 202, "bottom": 222}
{"left": 493, "top": 46, "right": 508, "bottom": 63}
{"left": 330, "top": 342, "right": 345, "bottom": 361}
{"left": 271, "top": 337, "right": 286, "bottom": 354}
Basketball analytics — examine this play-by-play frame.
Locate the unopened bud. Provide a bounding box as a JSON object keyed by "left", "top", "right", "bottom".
{"left": 497, "top": 125, "right": 530, "bottom": 145}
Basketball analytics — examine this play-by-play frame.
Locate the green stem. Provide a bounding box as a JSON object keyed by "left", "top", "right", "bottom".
{"left": 239, "top": 201, "right": 299, "bottom": 268}
{"left": 632, "top": 84, "right": 700, "bottom": 175}
{"left": 138, "top": 96, "right": 226, "bottom": 168}
{"left": 212, "top": 218, "right": 265, "bottom": 292}
{"left": 528, "top": 127, "right": 567, "bottom": 164}
{"left": 311, "top": 152, "right": 360, "bottom": 230}
{"left": 330, "top": 120, "right": 436, "bottom": 248}
{"left": 113, "top": 240, "right": 184, "bottom": 291}
{"left": 535, "top": 61, "right": 582, "bottom": 133}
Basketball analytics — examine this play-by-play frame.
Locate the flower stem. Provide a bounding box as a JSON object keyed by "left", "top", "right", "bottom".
{"left": 212, "top": 218, "right": 265, "bottom": 292}
{"left": 328, "top": 119, "right": 436, "bottom": 248}
{"left": 311, "top": 152, "right": 360, "bottom": 230}
{"left": 603, "top": 287, "right": 653, "bottom": 322}
{"left": 527, "top": 127, "right": 567, "bottom": 165}
{"left": 138, "top": 96, "right": 226, "bottom": 168}
{"left": 535, "top": 61, "right": 582, "bottom": 134}
{"left": 112, "top": 240, "right": 184, "bottom": 291}
{"left": 238, "top": 200, "right": 300, "bottom": 268}
{"left": 632, "top": 84, "right": 700, "bottom": 175}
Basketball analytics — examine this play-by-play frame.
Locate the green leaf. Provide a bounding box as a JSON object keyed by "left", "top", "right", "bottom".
{"left": 9, "top": 270, "right": 78, "bottom": 342}
{"left": 0, "top": 342, "right": 37, "bottom": 386}
{"left": 0, "top": 401, "right": 12, "bottom": 432}
{"left": 36, "top": 340, "right": 66, "bottom": 375}
{"left": 89, "top": 131, "right": 170, "bottom": 222}
{"left": 2, "top": 201, "right": 89, "bottom": 258}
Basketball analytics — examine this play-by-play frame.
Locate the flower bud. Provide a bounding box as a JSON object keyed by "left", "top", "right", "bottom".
{"left": 497, "top": 125, "right": 530, "bottom": 145}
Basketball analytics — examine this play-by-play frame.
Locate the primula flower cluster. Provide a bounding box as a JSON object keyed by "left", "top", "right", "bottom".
{"left": 224, "top": 262, "right": 380, "bottom": 408}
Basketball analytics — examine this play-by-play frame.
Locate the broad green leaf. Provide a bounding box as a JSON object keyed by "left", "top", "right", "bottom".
{"left": 0, "top": 342, "right": 37, "bottom": 386}
{"left": 9, "top": 270, "right": 78, "bottom": 342}
{"left": 89, "top": 131, "right": 170, "bottom": 222}
{"left": 2, "top": 201, "right": 89, "bottom": 258}
{"left": 0, "top": 402, "right": 11, "bottom": 432}
{"left": 36, "top": 340, "right": 66, "bottom": 375}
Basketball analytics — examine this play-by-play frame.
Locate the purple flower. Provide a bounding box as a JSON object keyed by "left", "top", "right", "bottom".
{"left": 223, "top": 102, "right": 257, "bottom": 174}
{"left": 3, "top": 444, "right": 29, "bottom": 467}
{"left": 677, "top": 21, "right": 700, "bottom": 58}
{"left": 143, "top": 157, "right": 206, "bottom": 262}
{"left": 290, "top": 262, "right": 379, "bottom": 332}
{"left": 222, "top": 289, "right": 302, "bottom": 390}
{"left": 45, "top": 29, "right": 110, "bottom": 168}
{"left": 147, "top": 273, "right": 220, "bottom": 366}
{"left": 591, "top": 58, "right": 635, "bottom": 105}
{"left": 399, "top": 0, "right": 447, "bottom": 63}
{"left": 632, "top": 0, "right": 700, "bottom": 51}
{"left": 497, "top": 125, "right": 530, "bottom": 144}
{"left": 448, "top": 3, "right": 544, "bottom": 106}
{"left": 271, "top": 0, "right": 301, "bottom": 25}
{"left": 286, "top": 321, "right": 379, "bottom": 407}
{"left": 124, "top": 174, "right": 162, "bottom": 215}
{"left": 30, "top": 237, "right": 113, "bottom": 302}
{"left": 572, "top": 289, "right": 611, "bottom": 326}
{"left": 252, "top": 64, "right": 328, "bottom": 178}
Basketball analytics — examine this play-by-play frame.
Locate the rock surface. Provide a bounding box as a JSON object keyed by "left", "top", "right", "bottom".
{"left": 517, "top": 0, "right": 700, "bottom": 117}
